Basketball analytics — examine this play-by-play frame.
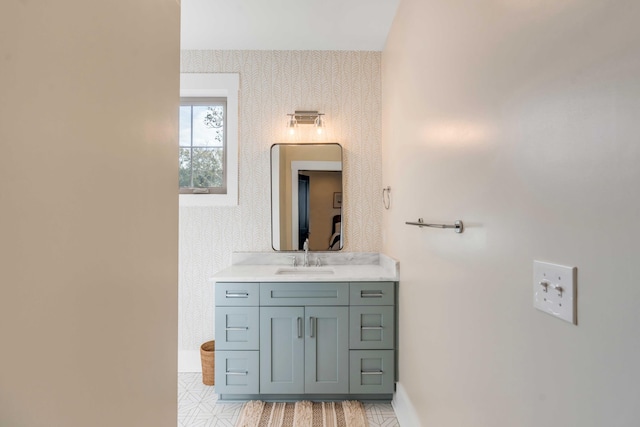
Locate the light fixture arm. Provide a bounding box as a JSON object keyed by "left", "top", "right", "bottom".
{"left": 290, "top": 110, "right": 322, "bottom": 124}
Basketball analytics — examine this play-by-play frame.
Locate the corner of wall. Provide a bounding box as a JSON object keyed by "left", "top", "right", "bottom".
{"left": 392, "top": 382, "right": 422, "bottom": 427}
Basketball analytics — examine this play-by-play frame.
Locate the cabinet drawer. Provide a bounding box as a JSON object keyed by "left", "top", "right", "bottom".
{"left": 215, "top": 307, "right": 259, "bottom": 350}
{"left": 215, "top": 282, "right": 259, "bottom": 306}
{"left": 349, "top": 306, "right": 395, "bottom": 349}
{"left": 260, "top": 282, "right": 349, "bottom": 306}
{"left": 350, "top": 282, "right": 395, "bottom": 306}
{"left": 215, "top": 351, "right": 259, "bottom": 395}
{"left": 349, "top": 350, "right": 395, "bottom": 394}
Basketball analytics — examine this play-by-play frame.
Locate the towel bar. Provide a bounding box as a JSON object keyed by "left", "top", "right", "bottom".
{"left": 405, "top": 218, "right": 464, "bottom": 233}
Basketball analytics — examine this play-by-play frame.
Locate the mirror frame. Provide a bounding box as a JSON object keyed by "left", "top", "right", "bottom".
{"left": 270, "top": 143, "right": 343, "bottom": 252}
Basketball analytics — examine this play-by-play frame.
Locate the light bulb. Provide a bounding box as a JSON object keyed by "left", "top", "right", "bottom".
{"left": 315, "top": 114, "right": 325, "bottom": 135}
{"left": 287, "top": 114, "right": 297, "bottom": 135}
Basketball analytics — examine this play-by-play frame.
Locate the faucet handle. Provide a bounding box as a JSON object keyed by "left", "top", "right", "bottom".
{"left": 289, "top": 255, "right": 297, "bottom": 267}
{"left": 315, "top": 257, "right": 322, "bottom": 267}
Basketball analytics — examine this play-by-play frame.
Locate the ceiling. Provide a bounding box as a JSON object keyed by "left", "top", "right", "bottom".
{"left": 180, "top": 0, "right": 400, "bottom": 51}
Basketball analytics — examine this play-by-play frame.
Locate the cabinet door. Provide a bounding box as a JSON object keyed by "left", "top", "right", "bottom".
{"left": 260, "top": 307, "right": 305, "bottom": 394}
{"left": 304, "top": 306, "right": 349, "bottom": 394}
{"left": 215, "top": 350, "right": 259, "bottom": 395}
{"left": 215, "top": 307, "right": 259, "bottom": 350}
{"left": 349, "top": 350, "right": 395, "bottom": 394}
{"left": 349, "top": 306, "right": 394, "bottom": 350}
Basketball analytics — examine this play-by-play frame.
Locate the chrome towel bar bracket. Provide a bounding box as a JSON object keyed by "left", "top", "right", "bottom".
{"left": 405, "top": 218, "right": 464, "bottom": 233}
{"left": 382, "top": 186, "right": 391, "bottom": 209}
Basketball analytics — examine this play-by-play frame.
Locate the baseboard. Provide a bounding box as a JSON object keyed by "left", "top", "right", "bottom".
{"left": 178, "top": 350, "right": 202, "bottom": 372}
{"left": 392, "top": 382, "right": 422, "bottom": 427}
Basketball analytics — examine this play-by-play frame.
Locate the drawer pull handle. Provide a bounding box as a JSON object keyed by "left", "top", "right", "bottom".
{"left": 309, "top": 316, "right": 316, "bottom": 338}
{"left": 225, "top": 327, "right": 249, "bottom": 331}
{"left": 297, "top": 317, "right": 303, "bottom": 339}
{"left": 361, "top": 370, "right": 384, "bottom": 375}
{"left": 225, "top": 292, "right": 249, "bottom": 298}
{"left": 361, "top": 292, "right": 384, "bottom": 298}
{"left": 225, "top": 371, "right": 248, "bottom": 376}
{"left": 361, "top": 326, "right": 383, "bottom": 330}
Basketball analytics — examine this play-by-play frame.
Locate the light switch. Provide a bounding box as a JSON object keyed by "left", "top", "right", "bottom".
{"left": 533, "top": 260, "right": 577, "bottom": 324}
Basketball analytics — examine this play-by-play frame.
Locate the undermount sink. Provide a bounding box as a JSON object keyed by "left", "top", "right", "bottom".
{"left": 275, "top": 267, "right": 335, "bottom": 275}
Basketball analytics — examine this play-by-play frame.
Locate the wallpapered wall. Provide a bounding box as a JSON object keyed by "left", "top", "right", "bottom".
{"left": 179, "top": 50, "right": 382, "bottom": 361}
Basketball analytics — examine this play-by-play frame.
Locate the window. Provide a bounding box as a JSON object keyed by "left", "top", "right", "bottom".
{"left": 180, "top": 73, "right": 239, "bottom": 206}
{"left": 179, "top": 97, "right": 227, "bottom": 194}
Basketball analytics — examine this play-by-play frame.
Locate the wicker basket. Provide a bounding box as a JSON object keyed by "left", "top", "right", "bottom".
{"left": 200, "top": 340, "right": 215, "bottom": 386}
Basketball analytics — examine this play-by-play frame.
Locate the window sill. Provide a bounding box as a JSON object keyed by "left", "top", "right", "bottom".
{"left": 179, "top": 193, "right": 238, "bottom": 207}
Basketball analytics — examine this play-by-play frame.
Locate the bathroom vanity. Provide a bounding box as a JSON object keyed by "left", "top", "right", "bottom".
{"left": 211, "top": 252, "right": 398, "bottom": 401}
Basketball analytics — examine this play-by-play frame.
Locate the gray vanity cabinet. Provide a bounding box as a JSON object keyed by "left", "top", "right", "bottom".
{"left": 214, "top": 283, "right": 260, "bottom": 395}
{"left": 348, "top": 281, "right": 396, "bottom": 394}
{"left": 260, "top": 283, "right": 349, "bottom": 395}
{"left": 215, "top": 280, "right": 396, "bottom": 399}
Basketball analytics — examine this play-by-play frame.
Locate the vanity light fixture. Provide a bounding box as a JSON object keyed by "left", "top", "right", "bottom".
{"left": 286, "top": 110, "right": 325, "bottom": 135}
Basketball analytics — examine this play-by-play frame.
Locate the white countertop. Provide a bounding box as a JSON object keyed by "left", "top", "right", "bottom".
{"left": 211, "top": 252, "right": 399, "bottom": 282}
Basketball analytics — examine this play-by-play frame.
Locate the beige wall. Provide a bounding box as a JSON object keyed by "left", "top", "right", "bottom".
{"left": 179, "top": 51, "right": 382, "bottom": 362}
{"left": 0, "top": 1, "right": 179, "bottom": 426}
{"left": 383, "top": 1, "right": 640, "bottom": 426}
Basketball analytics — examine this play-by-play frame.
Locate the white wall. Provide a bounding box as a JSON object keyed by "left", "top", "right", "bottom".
{"left": 383, "top": 1, "right": 640, "bottom": 426}
{"left": 179, "top": 50, "right": 382, "bottom": 369}
{"left": 0, "top": 1, "right": 179, "bottom": 426}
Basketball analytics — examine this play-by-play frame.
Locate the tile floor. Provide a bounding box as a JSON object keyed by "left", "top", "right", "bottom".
{"left": 178, "top": 373, "right": 400, "bottom": 426}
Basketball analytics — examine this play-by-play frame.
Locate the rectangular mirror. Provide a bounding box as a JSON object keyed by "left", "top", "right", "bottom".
{"left": 271, "top": 143, "right": 343, "bottom": 251}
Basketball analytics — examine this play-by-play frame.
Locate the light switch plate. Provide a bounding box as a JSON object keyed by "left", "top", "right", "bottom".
{"left": 533, "top": 260, "right": 577, "bottom": 324}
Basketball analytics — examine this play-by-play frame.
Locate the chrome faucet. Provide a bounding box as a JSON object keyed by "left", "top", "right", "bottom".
{"left": 303, "top": 238, "right": 310, "bottom": 267}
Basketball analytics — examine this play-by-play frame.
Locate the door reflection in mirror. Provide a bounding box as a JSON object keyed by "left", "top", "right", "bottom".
{"left": 271, "top": 143, "right": 343, "bottom": 251}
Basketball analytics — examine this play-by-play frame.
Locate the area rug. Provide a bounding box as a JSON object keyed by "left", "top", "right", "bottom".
{"left": 235, "top": 400, "right": 368, "bottom": 427}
